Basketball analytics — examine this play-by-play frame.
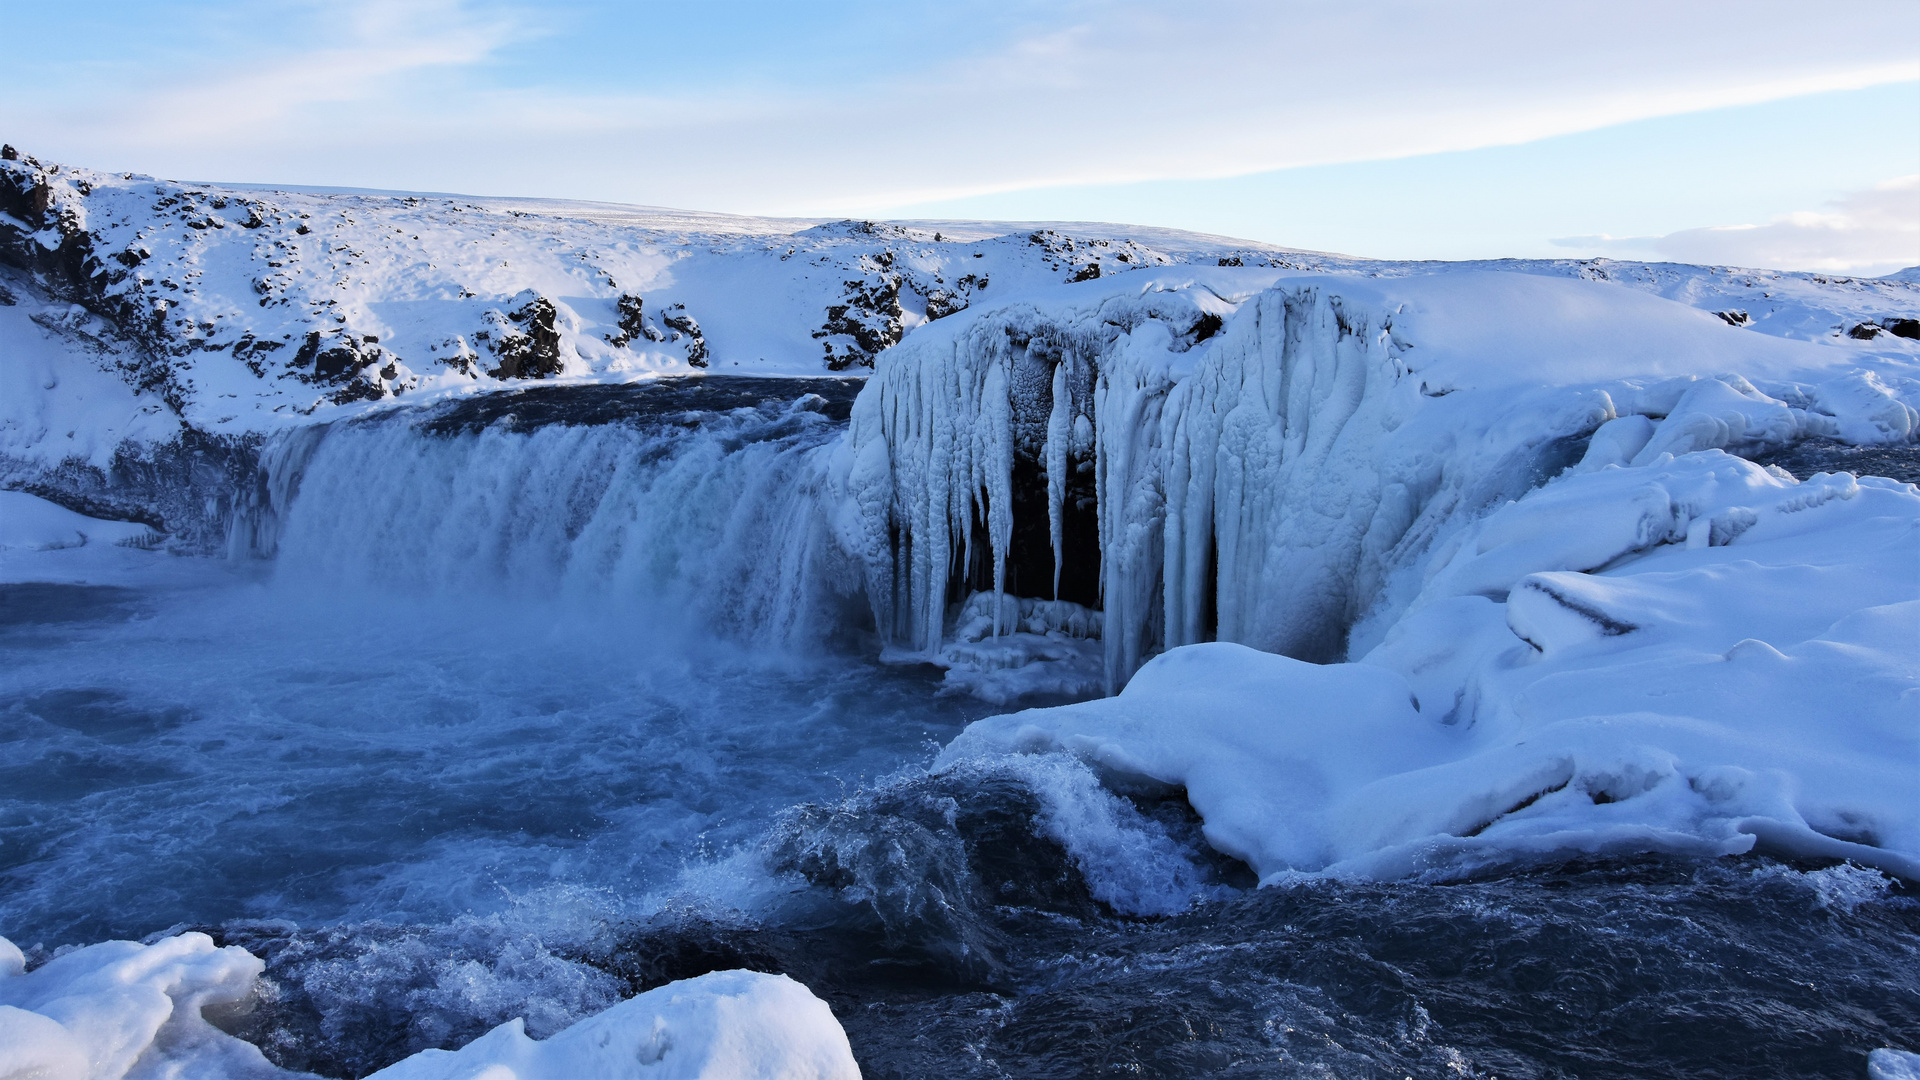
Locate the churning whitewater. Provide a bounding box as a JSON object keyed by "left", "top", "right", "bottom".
{"left": 1, "top": 152, "right": 1917, "bottom": 1077}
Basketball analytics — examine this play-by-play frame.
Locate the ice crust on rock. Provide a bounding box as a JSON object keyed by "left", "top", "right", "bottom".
{"left": 0, "top": 933, "right": 857, "bottom": 1080}
{"left": 1873, "top": 1048, "right": 1920, "bottom": 1080}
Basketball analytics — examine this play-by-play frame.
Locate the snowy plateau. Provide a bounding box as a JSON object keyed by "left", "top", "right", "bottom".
{"left": 1, "top": 145, "right": 1918, "bottom": 1079}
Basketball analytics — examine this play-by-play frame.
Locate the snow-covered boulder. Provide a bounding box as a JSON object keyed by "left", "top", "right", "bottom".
{"left": 366, "top": 969, "right": 859, "bottom": 1080}
{"left": 0, "top": 933, "right": 858, "bottom": 1080}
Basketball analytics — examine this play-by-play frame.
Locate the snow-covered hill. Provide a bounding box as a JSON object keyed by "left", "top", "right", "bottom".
{"left": 4, "top": 143, "right": 1917, "bottom": 446}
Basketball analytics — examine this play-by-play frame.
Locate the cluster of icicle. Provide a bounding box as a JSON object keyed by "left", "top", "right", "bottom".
{"left": 843, "top": 274, "right": 1916, "bottom": 692}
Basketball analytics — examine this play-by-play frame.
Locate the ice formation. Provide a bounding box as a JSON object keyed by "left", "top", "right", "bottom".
{"left": 0, "top": 932, "right": 857, "bottom": 1080}
{"left": 869, "top": 268, "right": 1920, "bottom": 879}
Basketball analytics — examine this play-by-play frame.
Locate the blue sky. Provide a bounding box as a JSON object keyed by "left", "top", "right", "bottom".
{"left": 3, "top": 1, "right": 1915, "bottom": 271}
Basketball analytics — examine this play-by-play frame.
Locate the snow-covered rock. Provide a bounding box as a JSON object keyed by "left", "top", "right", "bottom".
{"left": 0, "top": 932, "right": 858, "bottom": 1080}
{"left": 365, "top": 969, "right": 858, "bottom": 1080}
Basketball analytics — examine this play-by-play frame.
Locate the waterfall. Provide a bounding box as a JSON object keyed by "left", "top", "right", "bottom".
{"left": 238, "top": 381, "right": 870, "bottom": 650}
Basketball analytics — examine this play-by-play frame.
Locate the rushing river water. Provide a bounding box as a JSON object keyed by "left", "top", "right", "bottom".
{"left": 2, "top": 380, "right": 1914, "bottom": 1078}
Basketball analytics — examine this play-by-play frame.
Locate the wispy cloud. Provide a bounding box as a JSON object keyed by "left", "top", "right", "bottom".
{"left": 21, "top": 0, "right": 525, "bottom": 141}
{"left": 3, "top": 0, "right": 1915, "bottom": 229}
{"left": 1556, "top": 175, "right": 1920, "bottom": 275}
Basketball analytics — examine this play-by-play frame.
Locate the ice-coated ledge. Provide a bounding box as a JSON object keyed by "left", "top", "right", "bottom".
{"left": 0, "top": 933, "right": 859, "bottom": 1080}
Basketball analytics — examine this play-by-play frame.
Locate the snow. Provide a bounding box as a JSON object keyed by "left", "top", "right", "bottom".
{"left": 6, "top": 148, "right": 1920, "bottom": 1068}
{"left": 365, "top": 969, "right": 858, "bottom": 1080}
{"left": 0, "top": 270, "right": 177, "bottom": 469}
{"left": 842, "top": 258, "right": 1920, "bottom": 882}
{"left": 7, "top": 148, "right": 1915, "bottom": 439}
{"left": 846, "top": 266, "right": 1918, "bottom": 688}
{"left": 0, "top": 932, "right": 857, "bottom": 1080}
{"left": 0, "top": 490, "right": 160, "bottom": 556}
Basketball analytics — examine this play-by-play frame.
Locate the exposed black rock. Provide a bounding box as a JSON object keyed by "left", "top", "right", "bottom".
{"left": 483, "top": 295, "right": 565, "bottom": 380}
{"left": 923, "top": 273, "right": 986, "bottom": 322}
{"left": 816, "top": 259, "right": 905, "bottom": 371}
{"left": 657, "top": 303, "right": 708, "bottom": 368}
{"left": 605, "top": 293, "right": 666, "bottom": 348}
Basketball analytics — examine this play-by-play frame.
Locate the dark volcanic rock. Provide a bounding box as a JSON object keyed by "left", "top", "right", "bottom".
{"left": 484, "top": 294, "right": 565, "bottom": 380}
{"left": 658, "top": 303, "right": 708, "bottom": 368}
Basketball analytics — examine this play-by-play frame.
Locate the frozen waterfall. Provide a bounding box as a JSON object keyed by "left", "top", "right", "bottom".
{"left": 845, "top": 267, "right": 1918, "bottom": 690}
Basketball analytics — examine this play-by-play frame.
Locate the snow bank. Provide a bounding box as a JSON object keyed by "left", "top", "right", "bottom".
{"left": 0, "top": 932, "right": 273, "bottom": 1080}
{"left": 0, "top": 490, "right": 160, "bottom": 552}
{"left": 0, "top": 273, "right": 177, "bottom": 468}
{"left": 0, "top": 933, "right": 858, "bottom": 1080}
{"left": 938, "top": 448, "right": 1920, "bottom": 880}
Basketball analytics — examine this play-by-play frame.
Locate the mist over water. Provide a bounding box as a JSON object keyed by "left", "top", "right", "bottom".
{"left": 3, "top": 381, "right": 1915, "bottom": 1078}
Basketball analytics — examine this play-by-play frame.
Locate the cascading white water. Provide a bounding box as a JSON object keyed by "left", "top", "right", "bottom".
{"left": 247, "top": 393, "right": 868, "bottom": 650}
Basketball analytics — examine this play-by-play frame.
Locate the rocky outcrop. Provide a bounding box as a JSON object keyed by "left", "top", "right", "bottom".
{"left": 658, "top": 303, "right": 708, "bottom": 368}
{"left": 606, "top": 293, "right": 666, "bottom": 348}
{"left": 482, "top": 293, "right": 566, "bottom": 380}
{"left": 815, "top": 253, "right": 906, "bottom": 371}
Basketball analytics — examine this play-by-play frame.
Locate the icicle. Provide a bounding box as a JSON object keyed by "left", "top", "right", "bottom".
{"left": 983, "top": 358, "right": 1013, "bottom": 637}
{"left": 1046, "top": 359, "right": 1070, "bottom": 600}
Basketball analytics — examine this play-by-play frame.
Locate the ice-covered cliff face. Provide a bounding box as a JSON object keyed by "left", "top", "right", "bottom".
{"left": 848, "top": 266, "right": 1920, "bottom": 690}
